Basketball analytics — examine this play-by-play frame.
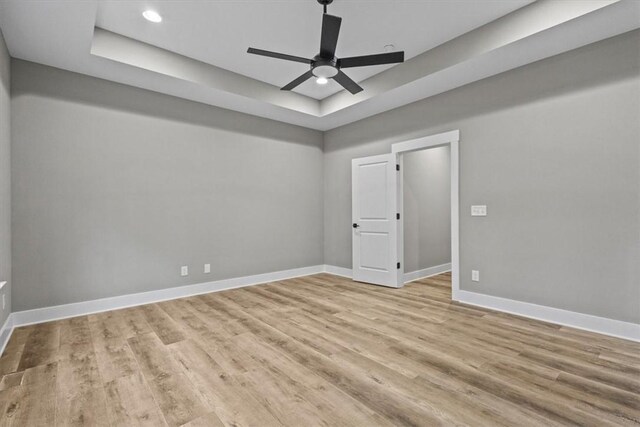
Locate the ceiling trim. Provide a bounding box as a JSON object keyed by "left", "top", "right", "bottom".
{"left": 320, "top": 0, "right": 620, "bottom": 116}
{"left": 91, "top": 28, "right": 320, "bottom": 116}
{"left": 90, "top": 0, "right": 633, "bottom": 125}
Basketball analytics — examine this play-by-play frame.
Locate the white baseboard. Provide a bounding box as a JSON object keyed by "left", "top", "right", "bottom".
{"left": 323, "top": 265, "right": 352, "bottom": 278}
{"left": 404, "top": 263, "right": 451, "bottom": 283}
{"left": 2, "top": 264, "right": 637, "bottom": 353}
{"left": 0, "top": 314, "right": 14, "bottom": 356}
{"left": 323, "top": 264, "right": 639, "bottom": 342}
{"left": 322, "top": 263, "right": 452, "bottom": 284}
{"left": 9, "top": 265, "right": 325, "bottom": 329}
{"left": 456, "top": 290, "right": 640, "bottom": 343}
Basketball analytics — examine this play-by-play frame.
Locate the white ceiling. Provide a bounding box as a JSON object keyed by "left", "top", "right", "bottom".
{"left": 95, "top": 0, "right": 531, "bottom": 100}
{"left": 1, "top": 0, "right": 638, "bottom": 131}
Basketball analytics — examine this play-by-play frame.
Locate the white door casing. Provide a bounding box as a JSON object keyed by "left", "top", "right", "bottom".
{"left": 392, "top": 130, "right": 460, "bottom": 299}
{"left": 351, "top": 153, "right": 402, "bottom": 288}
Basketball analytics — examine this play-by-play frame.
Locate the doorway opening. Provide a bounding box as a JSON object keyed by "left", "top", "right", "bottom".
{"left": 350, "top": 130, "right": 459, "bottom": 298}
{"left": 401, "top": 145, "right": 452, "bottom": 288}
{"left": 393, "top": 130, "right": 460, "bottom": 300}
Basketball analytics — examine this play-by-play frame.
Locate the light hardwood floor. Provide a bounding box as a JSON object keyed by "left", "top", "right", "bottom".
{"left": 0, "top": 272, "right": 638, "bottom": 426}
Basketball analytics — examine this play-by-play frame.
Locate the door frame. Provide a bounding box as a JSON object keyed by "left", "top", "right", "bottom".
{"left": 391, "top": 130, "right": 460, "bottom": 300}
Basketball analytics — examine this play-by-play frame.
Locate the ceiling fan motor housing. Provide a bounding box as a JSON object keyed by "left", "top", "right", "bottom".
{"left": 312, "top": 56, "right": 338, "bottom": 78}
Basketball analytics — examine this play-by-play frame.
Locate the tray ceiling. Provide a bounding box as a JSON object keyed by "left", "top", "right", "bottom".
{"left": 1, "top": 0, "right": 638, "bottom": 130}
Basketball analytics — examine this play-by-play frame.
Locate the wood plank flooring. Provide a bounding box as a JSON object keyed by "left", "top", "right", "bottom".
{"left": 0, "top": 272, "right": 638, "bottom": 426}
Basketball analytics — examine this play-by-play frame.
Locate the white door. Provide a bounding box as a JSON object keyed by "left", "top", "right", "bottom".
{"left": 352, "top": 153, "right": 401, "bottom": 288}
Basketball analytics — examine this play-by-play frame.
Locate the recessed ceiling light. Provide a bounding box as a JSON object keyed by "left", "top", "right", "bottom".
{"left": 142, "top": 10, "right": 162, "bottom": 23}
{"left": 316, "top": 77, "right": 328, "bottom": 85}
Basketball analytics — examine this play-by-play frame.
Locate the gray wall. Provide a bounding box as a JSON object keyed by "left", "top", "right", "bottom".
{"left": 11, "top": 60, "right": 324, "bottom": 311}
{"left": 7, "top": 30, "right": 640, "bottom": 325}
{"left": 324, "top": 30, "right": 640, "bottom": 323}
{"left": 403, "top": 146, "right": 451, "bottom": 273}
{"left": 0, "top": 30, "right": 10, "bottom": 325}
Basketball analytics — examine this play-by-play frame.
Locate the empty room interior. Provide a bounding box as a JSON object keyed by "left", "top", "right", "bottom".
{"left": 0, "top": 0, "right": 639, "bottom": 425}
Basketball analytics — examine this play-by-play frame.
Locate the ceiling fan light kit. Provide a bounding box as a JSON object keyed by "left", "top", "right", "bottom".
{"left": 247, "top": 0, "right": 405, "bottom": 95}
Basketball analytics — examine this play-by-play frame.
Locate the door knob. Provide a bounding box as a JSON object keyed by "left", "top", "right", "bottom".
{"left": 352, "top": 223, "right": 360, "bottom": 228}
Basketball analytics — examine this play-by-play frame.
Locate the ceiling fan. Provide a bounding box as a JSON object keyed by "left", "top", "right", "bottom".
{"left": 247, "top": 0, "right": 405, "bottom": 94}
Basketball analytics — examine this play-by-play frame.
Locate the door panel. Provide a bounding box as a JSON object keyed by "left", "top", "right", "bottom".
{"left": 358, "top": 162, "right": 388, "bottom": 219}
{"left": 352, "top": 153, "right": 401, "bottom": 288}
{"left": 360, "top": 232, "right": 390, "bottom": 271}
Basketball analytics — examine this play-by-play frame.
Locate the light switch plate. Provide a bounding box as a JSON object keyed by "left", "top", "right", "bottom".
{"left": 471, "top": 205, "right": 487, "bottom": 216}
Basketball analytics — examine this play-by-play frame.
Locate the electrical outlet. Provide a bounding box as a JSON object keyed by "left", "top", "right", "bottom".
{"left": 472, "top": 270, "right": 480, "bottom": 282}
{"left": 204, "top": 263, "right": 211, "bottom": 274}
{"left": 181, "top": 266, "right": 189, "bottom": 277}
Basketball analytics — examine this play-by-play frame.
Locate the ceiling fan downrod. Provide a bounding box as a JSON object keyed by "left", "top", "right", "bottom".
{"left": 318, "top": 0, "right": 333, "bottom": 14}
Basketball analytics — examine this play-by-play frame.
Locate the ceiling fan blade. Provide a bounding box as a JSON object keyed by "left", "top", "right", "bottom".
{"left": 247, "top": 47, "right": 311, "bottom": 64}
{"left": 333, "top": 71, "right": 363, "bottom": 94}
{"left": 339, "top": 51, "right": 405, "bottom": 68}
{"left": 319, "top": 14, "right": 342, "bottom": 58}
{"left": 281, "top": 70, "right": 315, "bottom": 91}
